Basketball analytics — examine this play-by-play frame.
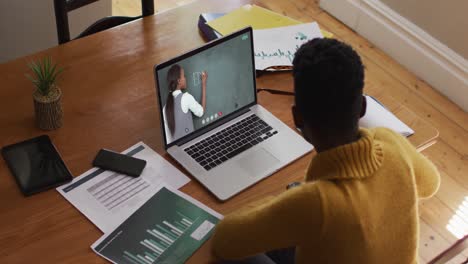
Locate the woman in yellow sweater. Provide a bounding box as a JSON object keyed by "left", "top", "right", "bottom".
{"left": 212, "top": 38, "right": 440, "bottom": 264}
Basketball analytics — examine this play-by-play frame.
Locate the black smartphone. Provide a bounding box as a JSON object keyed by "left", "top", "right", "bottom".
{"left": 92, "top": 149, "right": 147, "bottom": 177}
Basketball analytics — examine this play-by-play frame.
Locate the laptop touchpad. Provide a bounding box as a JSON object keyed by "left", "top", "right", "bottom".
{"left": 237, "top": 148, "right": 279, "bottom": 177}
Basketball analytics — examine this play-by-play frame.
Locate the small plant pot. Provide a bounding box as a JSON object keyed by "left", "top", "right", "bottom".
{"left": 33, "top": 87, "right": 63, "bottom": 130}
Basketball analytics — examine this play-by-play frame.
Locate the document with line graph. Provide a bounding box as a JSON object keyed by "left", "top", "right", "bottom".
{"left": 92, "top": 185, "right": 222, "bottom": 264}
{"left": 57, "top": 142, "right": 190, "bottom": 233}
{"left": 253, "top": 22, "right": 323, "bottom": 70}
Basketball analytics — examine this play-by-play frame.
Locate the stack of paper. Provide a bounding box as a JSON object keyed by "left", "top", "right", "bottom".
{"left": 58, "top": 142, "right": 224, "bottom": 263}
{"left": 203, "top": 4, "right": 331, "bottom": 70}
{"left": 206, "top": 4, "right": 332, "bottom": 37}
{"left": 206, "top": 4, "right": 302, "bottom": 35}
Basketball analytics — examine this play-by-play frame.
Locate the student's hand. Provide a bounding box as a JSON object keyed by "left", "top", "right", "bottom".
{"left": 202, "top": 71, "right": 208, "bottom": 84}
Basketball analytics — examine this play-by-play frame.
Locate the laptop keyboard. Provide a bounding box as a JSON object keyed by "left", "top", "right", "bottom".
{"left": 184, "top": 114, "right": 278, "bottom": 171}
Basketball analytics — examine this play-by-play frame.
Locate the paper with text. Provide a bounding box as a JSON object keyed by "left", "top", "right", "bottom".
{"left": 57, "top": 142, "right": 190, "bottom": 233}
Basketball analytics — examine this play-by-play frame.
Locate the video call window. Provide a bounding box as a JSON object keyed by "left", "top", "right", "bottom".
{"left": 157, "top": 32, "right": 255, "bottom": 145}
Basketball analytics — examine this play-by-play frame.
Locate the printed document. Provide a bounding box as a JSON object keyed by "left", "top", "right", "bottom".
{"left": 253, "top": 22, "right": 323, "bottom": 70}
{"left": 92, "top": 185, "right": 222, "bottom": 264}
{"left": 57, "top": 142, "right": 190, "bottom": 233}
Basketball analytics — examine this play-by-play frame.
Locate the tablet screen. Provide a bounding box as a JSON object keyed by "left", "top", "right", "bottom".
{"left": 1, "top": 135, "right": 72, "bottom": 196}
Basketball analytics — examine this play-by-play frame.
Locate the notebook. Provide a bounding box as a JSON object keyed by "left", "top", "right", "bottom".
{"left": 205, "top": 5, "right": 333, "bottom": 37}
{"left": 154, "top": 27, "right": 312, "bottom": 201}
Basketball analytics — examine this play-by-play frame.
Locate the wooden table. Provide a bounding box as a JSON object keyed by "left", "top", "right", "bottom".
{"left": 0, "top": 0, "right": 438, "bottom": 263}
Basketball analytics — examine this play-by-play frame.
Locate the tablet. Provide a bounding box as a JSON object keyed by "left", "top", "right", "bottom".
{"left": 1, "top": 135, "right": 73, "bottom": 196}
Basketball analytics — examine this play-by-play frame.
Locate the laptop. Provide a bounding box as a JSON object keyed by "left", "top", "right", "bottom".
{"left": 154, "top": 27, "right": 312, "bottom": 201}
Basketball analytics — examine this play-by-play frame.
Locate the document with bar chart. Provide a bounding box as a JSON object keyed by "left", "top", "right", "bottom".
{"left": 92, "top": 186, "right": 222, "bottom": 264}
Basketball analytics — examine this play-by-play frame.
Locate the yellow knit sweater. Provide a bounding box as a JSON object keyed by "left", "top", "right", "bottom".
{"left": 212, "top": 128, "right": 440, "bottom": 263}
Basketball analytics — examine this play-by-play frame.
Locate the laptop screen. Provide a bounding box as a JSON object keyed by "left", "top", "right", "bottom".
{"left": 155, "top": 28, "right": 256, "bottom": 147}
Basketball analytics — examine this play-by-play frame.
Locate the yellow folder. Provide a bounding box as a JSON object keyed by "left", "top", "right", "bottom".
{"left": 206, "top": 4, "right": 333, "bottom": 38}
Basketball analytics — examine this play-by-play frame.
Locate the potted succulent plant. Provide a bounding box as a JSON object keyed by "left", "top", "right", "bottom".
{"left": 27, "top": 57, "right": 64, "bottom": 130}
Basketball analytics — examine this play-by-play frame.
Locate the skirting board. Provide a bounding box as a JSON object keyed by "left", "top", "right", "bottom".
{"left": 320, "top": 0, "right": 468, "bottom": 112}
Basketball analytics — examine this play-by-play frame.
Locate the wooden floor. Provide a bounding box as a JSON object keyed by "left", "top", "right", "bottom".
{"left": 113, "top": 0, "right": 468, "bottom": 262}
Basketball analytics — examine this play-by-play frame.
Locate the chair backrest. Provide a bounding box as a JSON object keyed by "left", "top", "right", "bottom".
{"left": 53, "top": 0, "right": 154, "bottom": 44}
{"left": 428, "top": 235, "right": 468, "bottom": 264}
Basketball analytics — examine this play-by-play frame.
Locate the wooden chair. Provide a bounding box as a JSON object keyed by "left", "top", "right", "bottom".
{"left": 428, "top": 235, "right": 468, "bottom": 264}
{"left": 53, "top": 0, "right": 154, "bottom": 44}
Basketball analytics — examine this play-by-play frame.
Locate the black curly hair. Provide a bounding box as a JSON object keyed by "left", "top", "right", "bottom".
{"left": 293, "top": 38, "right": 365, "bottom": 133}
{"left": 165, "top": 64, "right": 182, "bottom": 135}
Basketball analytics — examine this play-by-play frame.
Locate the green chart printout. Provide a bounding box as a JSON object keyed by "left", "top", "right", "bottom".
{"left": 92, "top": 186, "right": 222, "bottom": 264}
